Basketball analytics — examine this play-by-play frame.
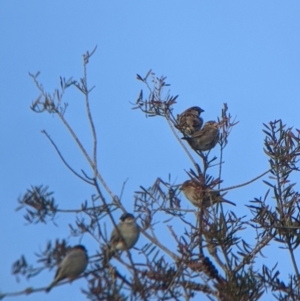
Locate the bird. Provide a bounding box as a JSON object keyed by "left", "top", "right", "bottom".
{"left": 176, "top": 106, "right": 204, "bottom": 136}
{"left": 104, "top": 213, "right": 140, "bottom": 264}
{"left": 46, "top": 245, "right": 88, "bottom": 292}
{"left": 182, "top": 120, "right": 219, "bottom": 151}
{"left": 180, "top": 179, "right": 235, "bottom": 208}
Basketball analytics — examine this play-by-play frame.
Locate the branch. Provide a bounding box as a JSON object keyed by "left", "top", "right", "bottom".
{"left": 217, "top": 169, "right": 270, "bottom": 193}
{"left": 140, "top": 228, "right": 179, "bottom": 261}
{"left": 82, "top": 47, "right": 98, "bottom": 177}
{"left": 42, "top": 130, "right": 93, "bottom": 185}
{"left": 165, "top": 113, "right": 200, "bottom": 174}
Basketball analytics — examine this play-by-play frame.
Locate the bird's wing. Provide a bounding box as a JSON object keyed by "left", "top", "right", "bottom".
{"left": 110, "top": 227, "right": 122, "bottom": 244}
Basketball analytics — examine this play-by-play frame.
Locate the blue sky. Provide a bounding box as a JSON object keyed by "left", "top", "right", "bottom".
{"left": 1, "top": 1, "right": 300, "bottom": 300}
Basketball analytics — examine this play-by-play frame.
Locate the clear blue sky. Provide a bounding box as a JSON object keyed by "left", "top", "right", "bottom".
{"left": 1, "top": 1, "right": 300, "bottom": 300}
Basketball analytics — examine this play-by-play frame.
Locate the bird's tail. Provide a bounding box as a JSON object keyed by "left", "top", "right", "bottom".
{"left": 45, "top": 277, "right": 60, "bottom": 293}
{"left": 211, "top": 190, "right": 236, "bottom": 207}
{"left": 45, "top": 282, "right": 54, "bottom": 293}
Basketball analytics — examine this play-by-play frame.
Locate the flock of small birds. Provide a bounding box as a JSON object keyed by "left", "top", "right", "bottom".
{"left": 176, "top": 106, "right": 235, "bottom": 209}
{"left": 45, "top": 213, "right": 140, "bottom": 292}
{"left": 176, "top": 106, "right": 219, "bottom": 151}
{"left": 45, "top": 106, "right": 234, "bottom": 292}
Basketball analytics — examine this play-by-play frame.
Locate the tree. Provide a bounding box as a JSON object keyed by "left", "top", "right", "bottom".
{"left": 3, "top": 48, "right": 300, "bottom": 301}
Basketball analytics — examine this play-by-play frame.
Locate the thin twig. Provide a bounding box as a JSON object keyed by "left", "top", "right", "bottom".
{"left": 216, "top": 169, "right": 270, "bottom": 193}
{"left": 42, "top": 130, "right": 93, "bottom": 185}
{"left": 57, "top": 204, "right": 112, "bottom": 214}
{"left": 119, "top": 178, "right": 129, "bottom": 201}
{"left": 234, "top": 234, "right": 273, "bottom": 273}
{"left": 174, "top": 169, "right": 270, "bottom": 193}
{"left": 140, "top": 228, "right": 178, "bottom": 261}
{"left": 92, "top": 179, "right": 148, "bottom": 301}
{"left": 165, "top": 112, "right": 200, "bottom": 173}
{"left": 82, "top": 48, "right": 98, "bottom": 177}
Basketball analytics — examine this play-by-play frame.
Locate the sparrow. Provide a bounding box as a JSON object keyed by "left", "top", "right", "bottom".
{"left": 46, "top": 245, "right": 88, "bottom": 292}
{"left": 180, "top": 179, "right": 235, "bottom": 208}
{"left": 182, "top": 121, "right": 219, "bottom": 151}
{"left": 104, "top": 213, "right": 140, "bottom": 264}
{"left": 176, "top": 106, "right": 204, "bottom": 135}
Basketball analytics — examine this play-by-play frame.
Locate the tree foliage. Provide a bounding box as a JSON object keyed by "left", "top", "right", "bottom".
{"left": 2, "top": 48, "right": 300, "bottom": 301}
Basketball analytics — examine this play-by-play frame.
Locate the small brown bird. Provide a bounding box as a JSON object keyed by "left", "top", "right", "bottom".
{"left": 182, "top": 120, "right": 219, "bottom": 151}
{"left": 180, "top": 179, "right": 235, "bottom": 208}
{"left": 104, "top": 213, "right": 140, "bottom": 264}
{"left": 46, "top": 245, "right": 88, "bottom": 292}
{"left": 176, "top": 106, "right": 204, "bottom": 135}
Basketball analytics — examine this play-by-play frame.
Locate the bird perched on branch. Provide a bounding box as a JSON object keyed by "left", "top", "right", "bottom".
{"left": 103, "top": 213, "right": 140, "bottom": 264}
{"left": 176, "top": 106, "right": 204, "bottom": 135}
{"left": 46, "top": 245, "right": 88, "bottom": 292}
{"left": 182, "top": 120, "right": 219, "bottom": 151}
{"left": 180, "top": 179, "right": 235, "bottom": 208}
